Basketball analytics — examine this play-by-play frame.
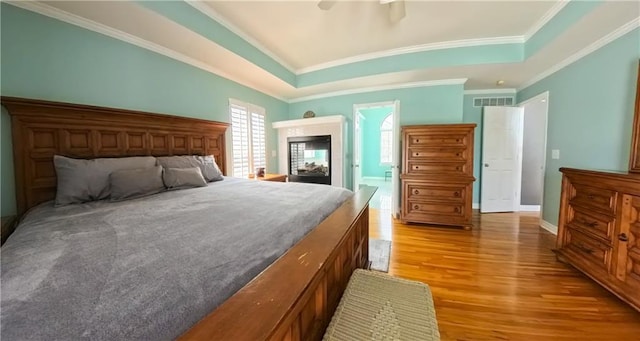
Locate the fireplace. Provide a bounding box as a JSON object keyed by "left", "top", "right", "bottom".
{"left": 288, "top": 135, "right": 331, "bottom": 185}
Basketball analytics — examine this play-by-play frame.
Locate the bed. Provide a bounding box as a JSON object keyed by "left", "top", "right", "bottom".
{"left": 0, "top": 97, "right": 375, "bottom": 340}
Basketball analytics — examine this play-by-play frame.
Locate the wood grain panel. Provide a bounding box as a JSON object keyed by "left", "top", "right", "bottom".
{"left": 2, "top": 96, "right": 228, "bottom": 217}
{"left": 629, "top": 60, "right": 640, "bottom": 172}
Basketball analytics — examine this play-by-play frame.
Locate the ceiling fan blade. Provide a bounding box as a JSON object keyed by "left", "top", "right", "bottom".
{"left": 388, "top": 0, "right": 406, "bottom": 23}
{"left": 317, "top": 0, "right": 336, "bottom": 10}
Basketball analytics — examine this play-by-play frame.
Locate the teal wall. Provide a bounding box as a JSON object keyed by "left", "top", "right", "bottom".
{"left": 289, "top": 84, "right": 465, "bottom": 189}
{"left": 0, "top": 4, "right": 289, "bottom": 216}
{"left": 462, "top": 92, "right": 516, "bottom": 204}
{"left": 360, "top": 107, "right": 393, "bottom": 178}
{"left": 518, "top": 28, "right": 640, "bottom": 226}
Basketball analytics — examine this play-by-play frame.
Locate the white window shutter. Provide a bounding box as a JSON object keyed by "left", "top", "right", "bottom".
{"left": 230, "top": 99, "right": 267, "bottom": 178}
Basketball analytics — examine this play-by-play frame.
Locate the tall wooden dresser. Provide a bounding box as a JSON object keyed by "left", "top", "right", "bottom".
{"left": 557, "top": 168, "right": 640, "bottom": 311}
{"left": 400, "top": 124, "right": 476, "bottom": 229}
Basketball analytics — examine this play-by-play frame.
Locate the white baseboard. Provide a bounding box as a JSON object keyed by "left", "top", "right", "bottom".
{"left": 519, "top": 205, "right": 541, "bottom": 212}
{"left": 472, "top": 203, "right": 480, "bottom": 209}
{"left": 540, "top": 220, "right": 558, "bottom": 235}
{"left": 362, "top": 176, "right": 385, "bottom": 181}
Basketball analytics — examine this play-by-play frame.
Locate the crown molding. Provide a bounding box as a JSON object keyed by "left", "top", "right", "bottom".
{"left": 518, "top": 17, "right": 640, "bottom": 91}
{"left": 272, "top": 115, "right": 345, "bottom": 129}
{"left": 296, "top": 37, "right": 524, "bottom": 75}
{"left": 288, "top": 79, "right": 468, "bottom": 103}
{"left": 6, "top": 1, "right": 289, "bottom": 102}
{"left": 184, "top": 0, "right": 297, "bottom": 73}
{"left": 523, "top": 1, "right": 571, "bottom": 41}
{"left": 463, "top": 89, "right": 517, "bottom": 95}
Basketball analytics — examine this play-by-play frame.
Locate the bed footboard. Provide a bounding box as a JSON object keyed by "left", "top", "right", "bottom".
{"left": 180, "top": 186, "right": 376, "bottom": 341}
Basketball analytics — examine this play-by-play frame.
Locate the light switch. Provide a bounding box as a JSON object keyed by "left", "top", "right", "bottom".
{"left": 271, "top": 150, "right": 277, "bottom": 157}
{"left": 552, "top": 149, "right": 560, "bottom": 159}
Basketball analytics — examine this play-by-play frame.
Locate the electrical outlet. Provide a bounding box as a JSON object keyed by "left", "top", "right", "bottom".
{"left": 552, "top": 149, "right": 560, "bottom": 159}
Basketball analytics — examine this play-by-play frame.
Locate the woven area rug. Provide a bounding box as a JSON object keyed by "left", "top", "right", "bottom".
{"left": 324, "top": 269, "right": 440, "bottom": 341}
{"left": 369, "top": 239, "right": 391, "bottom": 272}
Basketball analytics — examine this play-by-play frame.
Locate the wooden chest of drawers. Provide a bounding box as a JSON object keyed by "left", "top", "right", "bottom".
{"left": 557, "top": 168, "right": 640, "bottom": 311}
{"left": 400, "top": 124, "right": 476, "bottom": 228}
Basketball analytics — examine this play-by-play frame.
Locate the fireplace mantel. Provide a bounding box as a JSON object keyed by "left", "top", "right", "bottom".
{"left": 273, "top": 115, "right": 346, "bottom": 188}
{"left": 272, "top": 115, "right": 345, "bottom": 129}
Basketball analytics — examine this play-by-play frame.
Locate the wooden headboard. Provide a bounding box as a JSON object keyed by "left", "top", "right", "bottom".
{"left": 2, "top": 97, "right": 229, "bottom": 217}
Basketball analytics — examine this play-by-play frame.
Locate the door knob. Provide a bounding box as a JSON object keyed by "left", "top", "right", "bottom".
{"left": 619, "top": 233, "right": 629, "bottom": 242}
{"left": 484, "top": 163, "right": 489, "bottom": 167}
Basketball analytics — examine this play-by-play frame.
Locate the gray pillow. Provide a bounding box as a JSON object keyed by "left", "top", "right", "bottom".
{"left": 162, "top": 167, "right": 207, "bottom": 190}
{"left": 54, "top": 155, "right": 157, "bottom": 206}
{"left": 196, "top": 155, "right": 224, "bottom": 182}
{"left": 157, "top": 155, "right": 223, "bottom": 182}
{"left": 109, "top": 166, "right": 165, "bottom": 202}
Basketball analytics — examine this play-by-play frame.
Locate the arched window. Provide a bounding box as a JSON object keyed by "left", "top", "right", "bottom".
{"left": 380, "top": 114, "right": 393, "bottom": 165}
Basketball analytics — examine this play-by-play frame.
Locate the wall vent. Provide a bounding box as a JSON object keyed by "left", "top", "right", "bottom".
{"left": 473, "top": 96, "right": 514, "bottom": 107}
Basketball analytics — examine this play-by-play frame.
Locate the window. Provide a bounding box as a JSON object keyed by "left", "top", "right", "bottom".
{"left": 230, "top": 99, "right": 266, "bottom": 177}
{"left": 380, "top": 114, "right": 393, "bottom": 165}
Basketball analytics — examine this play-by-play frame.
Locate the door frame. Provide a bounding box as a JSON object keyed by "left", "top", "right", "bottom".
{"left": 352, "top": 101, "right": 400, "bottom": 217}
{"left": 517, "top": 91, "right": 550, "bottom": 221}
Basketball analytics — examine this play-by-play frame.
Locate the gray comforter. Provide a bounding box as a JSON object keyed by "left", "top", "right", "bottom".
{"left": 1, "top": 178, "right": 352, "bottom": 340}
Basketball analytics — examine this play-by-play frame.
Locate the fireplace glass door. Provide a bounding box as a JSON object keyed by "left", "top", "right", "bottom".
{"left": 288, "top": 135, "right": 331, "bottom": 185}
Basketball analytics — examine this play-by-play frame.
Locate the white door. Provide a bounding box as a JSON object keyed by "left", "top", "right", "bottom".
{"left": 353, "top": 111, "right": 364, "bottom": 190}
{"left": 391, "top": 100, "right": 401, "bottom": 218}
{"left": 481, "top": 106, "right": 524, "bottom": 213}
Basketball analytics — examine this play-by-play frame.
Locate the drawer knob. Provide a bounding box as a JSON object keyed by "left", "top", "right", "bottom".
{"left": 414, "top": 153, "right": 420, "bottom": 156}
{"left": 413, "top": 205, "right": 419, "bottom": 210}
{"left": 585, "top": 221, "right": 598, "bottom": 228}
{"left": 456, "top": 166, "right": 461, "bottom": 170}
{"left": 454, "top": 207, "right": 460, "bottom": 213}
{"left": 414, "top": 166, "right": 419, "bottom": 170}
{"left": 577, "top": 244, "right": 594, "bottom": 254}
{"left": 413, "top": 189, "right": 420, "bottom": 195}
{"left": 456, "top": 139, "right": 460, "bottom": 142}
{"left": 587, "top": 194, "right": 595, "bottom": 200}
{"left": 619, "top": 233, "right": 629, "bottom": 242}
{"left": 454, "top": 191, "right": 460, "bottom": 197}
{"left": 456, "top": 153, "right": 461, "bottom": 157}
{"left": 415, "top": 139, "right": 420, "bottom": 143}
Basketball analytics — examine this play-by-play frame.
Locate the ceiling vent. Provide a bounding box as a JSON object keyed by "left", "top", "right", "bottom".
{"left": 473, "top": 96, "right": 514, "bottom": 107}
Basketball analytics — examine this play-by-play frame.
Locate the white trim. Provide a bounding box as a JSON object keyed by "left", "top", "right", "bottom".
{"left": 519, "top": 205, "right": 541, "bottom": 212}
{"left": 472, "top": 203, "right": 480, "bottom": 210}
{"left": 184, "top": 0, "right": 297, "bottom": 73}
{"left": 519, "top": 17, "right": 640, "bottom": 91}
{"left": 272, "top": 115, "right": 345, "bottom": 129}
{"left": 289, "top": 79, "right": 467, "bottom": 103}
{"left": 523, "top": 1, "right": 571, "bottom": 41}
{"left": 540, "top": 220, "right": 558, "bottom": 235}
{"left": 6, "top": 1, "right": 289, "bottom": 102}
{"left": 464, "top": 88, "right": 517, "bottom": 95}
{"left": 354, "top": 101, "right": 396, "bottom": 111}
{"left": 297, "top": 37, "right": 523, "bottom": 74}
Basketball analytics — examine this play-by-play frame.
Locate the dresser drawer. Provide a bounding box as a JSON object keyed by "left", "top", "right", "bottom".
{"left": 564, "top": 228, "right": 612, "bottom": 272}
{"left": 407, "top": 147, "right": 467, "bottom": 162}
{"left": 405, "top": 200, "right": 466, "bottom": 218}
{"left": 402, "top": 199, "right": 470, "bottom": 226}
{"left": 569, "top": 182, "right": 616, "bottom": 214}
{"left": 406, "top": 133, "right": 468, "bottom": 147}
{"left": 406, "top": 161, "right": 468, "bottom": 175}
{"left": 566, "top": 205, "right": 614, "bottom": 243}
{"left": 405, "top": 182, "right": 466, "bottom": 203}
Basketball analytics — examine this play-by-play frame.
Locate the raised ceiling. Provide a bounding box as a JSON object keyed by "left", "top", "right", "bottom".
{"left": 10, "top": 1, "right": 640, "bottom": 102}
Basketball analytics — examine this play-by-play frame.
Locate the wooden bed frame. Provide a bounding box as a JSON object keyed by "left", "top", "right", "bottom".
{"left": 1, "top": 97, "right": 374, "bottom": 341}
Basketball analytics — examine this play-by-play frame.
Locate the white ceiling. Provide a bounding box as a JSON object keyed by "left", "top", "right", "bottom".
{"left": 14, "top": 1, "right": 640, "bottom": 102}
{"left": 205, "top": 0, "right": 556, "bottom": 69}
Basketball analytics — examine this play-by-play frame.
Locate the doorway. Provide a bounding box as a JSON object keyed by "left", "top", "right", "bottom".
{"left": 353, "top": 101, "right": 400, "bottom": 217}
{"left": 519, "top": 92, "right": 549, "bottom": 216}
{"left": 480, "top": 92, "right": 549, "bottom": 216}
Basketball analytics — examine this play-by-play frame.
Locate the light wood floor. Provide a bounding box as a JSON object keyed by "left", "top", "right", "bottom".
{"left": 369, "top": 209, "right": 640, "bottom": 341}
